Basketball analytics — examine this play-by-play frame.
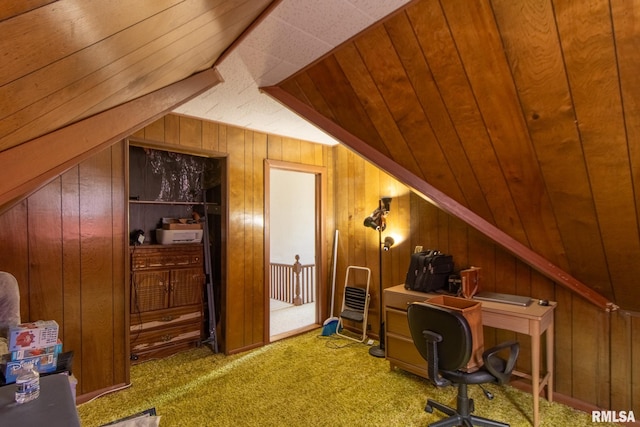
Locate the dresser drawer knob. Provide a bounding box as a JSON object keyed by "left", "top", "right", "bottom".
{"left": 161, "top": 334, "right": 173, "bottom": 342}
{"left": 161, "top": 315, "right": 174, "bottom": 322}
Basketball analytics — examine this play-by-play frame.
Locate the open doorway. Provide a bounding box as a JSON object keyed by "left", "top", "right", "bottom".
{"left": 265, "top": 160, "right": 326, "bottom": 342}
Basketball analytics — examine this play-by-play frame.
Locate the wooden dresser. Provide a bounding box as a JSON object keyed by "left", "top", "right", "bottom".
{"left": 129, "top": 244, "right": 205, "bottom": 363}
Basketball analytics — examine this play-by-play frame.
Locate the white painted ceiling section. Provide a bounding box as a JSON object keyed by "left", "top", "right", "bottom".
{"left": 174, "top": 0, "right": 411, "bottom": 146}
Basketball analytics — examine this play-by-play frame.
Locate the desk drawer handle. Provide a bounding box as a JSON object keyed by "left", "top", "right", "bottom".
{"left": 161, "top": 315, "right": 174, "bottom": 322}
{"left": 161, "top": 334, "right": 173, "bottom": 342}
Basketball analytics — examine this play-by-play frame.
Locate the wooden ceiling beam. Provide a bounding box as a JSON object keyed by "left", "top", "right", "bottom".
{"left": 263, "top": 85, "right": 618, "bottom": 312}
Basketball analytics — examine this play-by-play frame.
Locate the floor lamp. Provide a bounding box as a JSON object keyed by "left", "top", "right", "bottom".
{"left": 363, "top": 197, "right": 393, "bottom": 358}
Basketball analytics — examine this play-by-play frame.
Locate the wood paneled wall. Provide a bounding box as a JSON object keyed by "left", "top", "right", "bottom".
{"left": 333, "top": 144, "right": 640, "bottom": 414}
{"left": 331, "top": 145, "right": 412, "bottom": 334}
{"left": 2, "top": 111, "right": 638, "bottom": 412}
{"left": 131, "top": 114, "right": 334, "bottom": 354}
{"left": 408, "top": 189, "right": 615, "bottom": 408}
{"left": 0, "top": 143, "right": 127, "bottom": 398}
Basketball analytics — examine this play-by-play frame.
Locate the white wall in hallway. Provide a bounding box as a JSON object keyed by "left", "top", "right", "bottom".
{"left": 269, "top": 169, "right": 315, "bottom": 266}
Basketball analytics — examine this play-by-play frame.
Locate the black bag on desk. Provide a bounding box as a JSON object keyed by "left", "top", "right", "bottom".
{"left": 404, "top": 250, "right": 454, "bottom": 292}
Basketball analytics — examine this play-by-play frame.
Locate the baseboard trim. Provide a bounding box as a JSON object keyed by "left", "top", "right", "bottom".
{"left": 76, "top": 382, "right": 130, "bottom": 405}
{"left": 510, "top": 379, "right": 640, "bottom": 426}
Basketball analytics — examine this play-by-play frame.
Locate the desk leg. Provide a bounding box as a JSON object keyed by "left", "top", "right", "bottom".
{"left": 531, "top": 321, "right": 540, "bottom": 427}
{"left": 547, "top": 318, "right": 554, "bottom": 403}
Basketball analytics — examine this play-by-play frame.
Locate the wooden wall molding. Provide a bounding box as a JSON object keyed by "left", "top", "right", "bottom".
{"left": 263, "top": 86, "right": 617, "bottom": 312}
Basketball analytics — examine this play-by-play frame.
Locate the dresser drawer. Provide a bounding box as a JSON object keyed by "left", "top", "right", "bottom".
{"left": 131, "top": 321, "right": 201, "bottom": 354}
{"left": 133, "top": 340, "right": 201, "bottom": 364}
{"left": 130, "top": 245, "right": 204, "bottom": 270}
{"left": 148, "top": 253, "right": 191, "bottom": 267}
{"left": 130, "top": 305, "right": 202, "bottom": 332}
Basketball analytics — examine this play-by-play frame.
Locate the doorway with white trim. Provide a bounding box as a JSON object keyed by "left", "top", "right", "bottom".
{"left": 265, "top": 160, "right": 326, "bottom": 342}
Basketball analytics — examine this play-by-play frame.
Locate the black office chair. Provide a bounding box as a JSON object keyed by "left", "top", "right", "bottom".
{"left": 407, "top": 302, "right": 520, "bottom": 427}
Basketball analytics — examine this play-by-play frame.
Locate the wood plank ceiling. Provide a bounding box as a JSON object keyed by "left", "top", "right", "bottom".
{"left": 274, "top": 0, "right": 640, "bottom": 311}
{"left": 0, "top": 0, "right": 274, "bottom": 152}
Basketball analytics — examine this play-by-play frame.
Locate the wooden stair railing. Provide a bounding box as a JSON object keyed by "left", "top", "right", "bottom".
{"left": 270, "top": 254, "right": 316, "bottom": 306}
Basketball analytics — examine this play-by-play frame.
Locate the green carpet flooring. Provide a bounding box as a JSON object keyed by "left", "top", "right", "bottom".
{"left": 77, "top": 329, "right": 612, "bottom": 426}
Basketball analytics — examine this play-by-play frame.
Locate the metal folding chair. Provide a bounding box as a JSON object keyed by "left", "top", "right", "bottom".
{"left": 336, "top": 266, "right": 371, "bottom": 342}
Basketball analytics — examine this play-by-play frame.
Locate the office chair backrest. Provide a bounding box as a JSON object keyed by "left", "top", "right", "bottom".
{"left": 407, "top": 302, "right": 472, "bottom": 372}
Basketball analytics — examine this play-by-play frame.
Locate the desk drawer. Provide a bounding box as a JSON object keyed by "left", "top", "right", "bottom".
{"left": 385, "top": 289, "right": 428, "bottom": 310}
{"left": 482, "top": 310, "right": 531, "bottom": 335}
{"left": 386, "top": 308, "right": 410, "bottom": 336}
{"left": 386, "top": 334, "right": 427, "bottom": 374}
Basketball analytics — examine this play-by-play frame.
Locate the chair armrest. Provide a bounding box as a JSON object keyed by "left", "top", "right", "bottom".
{"left": 422, "top": 330, "right": 451, "bottom": 387}
{"left": 482, "top": 340, "right": 520, "bottom": 384}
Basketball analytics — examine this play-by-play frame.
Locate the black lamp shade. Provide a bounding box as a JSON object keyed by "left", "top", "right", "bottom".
{"left": 381, "top": 197, "right": 391, "bottom": 214}
{"left": 363, "top": 215, "right": 379, "bottom": 230}
{"left": 383, "top": 236, "right": 395, "bottom": 251}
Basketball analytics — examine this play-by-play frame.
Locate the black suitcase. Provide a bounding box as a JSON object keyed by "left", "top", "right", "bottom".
{"left": 404, "top": 250, "right": 436, "bottom": 290}
{"left": 404, "top": 250, "right": 454, "bottom": 293}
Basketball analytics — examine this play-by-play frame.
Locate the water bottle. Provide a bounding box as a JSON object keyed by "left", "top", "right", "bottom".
{"left": 15, "top": 361, "right": 40, "bottom": 404}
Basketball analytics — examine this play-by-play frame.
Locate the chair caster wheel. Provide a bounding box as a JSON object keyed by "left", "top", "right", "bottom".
{"left": 425, "top": 405, "right": 433, "bottom": 414}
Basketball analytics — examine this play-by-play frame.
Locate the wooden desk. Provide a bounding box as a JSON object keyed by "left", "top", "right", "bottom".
{"left": 384, "top": 284, "right": 556, "bottom": 427}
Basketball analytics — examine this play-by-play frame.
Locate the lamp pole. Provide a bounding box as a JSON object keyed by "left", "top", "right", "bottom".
{"left": 363, "top": 197, "right": 392, "bottom": 358}
{"left": 369, "top": 216, "right": 386, "bottom": 358}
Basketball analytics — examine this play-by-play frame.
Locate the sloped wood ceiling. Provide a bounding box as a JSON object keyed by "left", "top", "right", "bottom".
{"left": 275, "top": 0, "right": 640, "bottom": 311}
{"left": 0, "top": 0, "right": 273, "bottom": 153}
